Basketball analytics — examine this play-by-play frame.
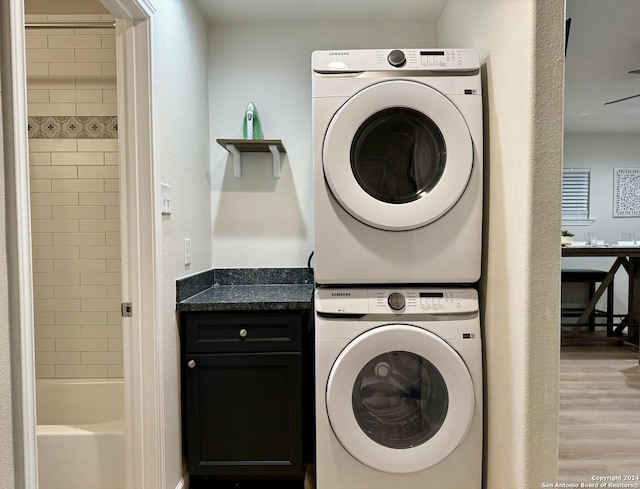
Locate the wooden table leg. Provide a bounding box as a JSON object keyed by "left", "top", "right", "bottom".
{"left": 628, "top": 257, "right": 640, "bottom": 345}
{"left": 569, "top": 257, "right": 624, "bottom": 336}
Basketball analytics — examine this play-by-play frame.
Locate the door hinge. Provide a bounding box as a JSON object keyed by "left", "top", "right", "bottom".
{"left": 121, "top": 302, "right": 133, "bottom": 318}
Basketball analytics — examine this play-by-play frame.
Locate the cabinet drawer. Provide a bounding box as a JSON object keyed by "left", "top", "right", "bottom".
{"left": 184, "top": 311, "right": 303, "bottom": 353}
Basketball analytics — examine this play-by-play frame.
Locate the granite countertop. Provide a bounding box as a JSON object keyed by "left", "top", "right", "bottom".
{"left": 176, "top": 268, "right": 314, "bottom": 312}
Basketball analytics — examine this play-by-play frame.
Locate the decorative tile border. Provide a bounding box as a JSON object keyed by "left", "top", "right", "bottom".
{"left": 613, "top": 168, "right": 640, "bottom": 217}
{"left": 28, "top": 116, "right": 118, "bottom": 139}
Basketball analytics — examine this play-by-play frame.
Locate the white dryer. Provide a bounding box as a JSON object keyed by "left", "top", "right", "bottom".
{"left": 315, "top": 287, "right": 482, "bottom": 489}
{"left": 312, "top": 48, "right": 483, "bottom": 285}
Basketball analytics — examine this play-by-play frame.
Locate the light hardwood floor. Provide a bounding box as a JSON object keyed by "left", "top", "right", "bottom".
{"left": 559, "top": 330, "right": 640, "bottom": 481}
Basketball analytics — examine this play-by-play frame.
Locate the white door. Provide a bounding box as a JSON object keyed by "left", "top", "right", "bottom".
{"left": 326, "top": 325, "right": 475, "bottom": 474}
{"left": 322, "top": 80, "right": 474, "bottom": 231}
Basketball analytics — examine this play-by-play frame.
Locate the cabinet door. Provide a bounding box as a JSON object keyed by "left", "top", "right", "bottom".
{"left": 185, "top": 352, "right": 303, "bottom": 478}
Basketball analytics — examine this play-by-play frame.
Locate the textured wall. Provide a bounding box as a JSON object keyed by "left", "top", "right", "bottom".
{"left": 439, "top": 1, "right": 564, "bottom": 487}
{"left": 154, "top": 0, "right": 212, "bottom": 486}
{"left": 25, "top": 15, "right": 123, "bottom": 379}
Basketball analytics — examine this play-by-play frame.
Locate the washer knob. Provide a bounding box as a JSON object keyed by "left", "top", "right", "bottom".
{"left": 387, "top": 49, "right": 406, "bottom": 67}
{"left": 388, "top": 292, "right": 406, "bottom": 311}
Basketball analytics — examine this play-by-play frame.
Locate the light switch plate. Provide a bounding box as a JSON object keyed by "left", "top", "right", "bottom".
{"left": 184, "top": 238, "right": 191, "bottom": 266}
{"left": 161, "top": 183, "right": 171, "bottom": 215}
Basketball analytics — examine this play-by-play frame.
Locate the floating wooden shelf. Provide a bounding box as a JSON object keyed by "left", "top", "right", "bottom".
{"left": 217, "top": 139, "right": 286, "bottom": 179}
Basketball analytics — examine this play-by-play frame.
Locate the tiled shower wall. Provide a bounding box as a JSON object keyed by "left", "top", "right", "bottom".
{"left": 26, "top": 15, "right": 123, "bottom": 379}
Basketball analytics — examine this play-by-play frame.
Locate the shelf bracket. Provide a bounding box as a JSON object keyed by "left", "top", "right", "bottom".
{"left": 226, "top": 144, "right": 242, "bottom": 178}
{"left": 269, "top": 144, "right": 281, "bottom": 179}
{"left": 217, "top": 139, "right": 286, "bottom": 179}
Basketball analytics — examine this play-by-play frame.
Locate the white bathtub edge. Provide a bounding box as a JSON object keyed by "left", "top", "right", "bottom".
{"left": 37, "top": 418, "right": 124, "bottom": 435}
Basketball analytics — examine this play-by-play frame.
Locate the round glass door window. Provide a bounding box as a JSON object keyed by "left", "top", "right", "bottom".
{"left": 352, "top": 351, "right": 448, "bottom": 449}
{"left": 325, "top": 324, "right": 475, "bottom": 473}
{"left": 322, "top": 80, "right": 474, "bottom": 231}
{"left": 351, "top": 108, "right": 447, "bottom": 205}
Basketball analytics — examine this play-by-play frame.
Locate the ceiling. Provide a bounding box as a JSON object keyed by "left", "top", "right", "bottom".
{"left": 192, "top": 0, "right": 447, "bottom": 23}
{"left": 564, "top": 0, "right": 640, "bottom": 133}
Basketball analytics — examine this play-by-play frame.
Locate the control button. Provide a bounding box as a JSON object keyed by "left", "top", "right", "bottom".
{"left": 327, "top": 60, "right": 348, "bottom": 70}
{"left": 387, "top": 49, "right": 406, "bottom": 67}
{"left": 388, "top": 292, "right": 406, "bottom": 310}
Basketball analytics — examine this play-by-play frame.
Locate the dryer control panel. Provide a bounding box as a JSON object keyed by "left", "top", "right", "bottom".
{"left": 315, "top": 288, "right": 478, "bottom": 315}
{"left": 312, "top": 48, "right": 480, "bottom": 73}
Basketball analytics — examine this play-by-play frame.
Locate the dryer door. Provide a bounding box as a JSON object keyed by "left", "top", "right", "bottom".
{"left": 323, "top": 79, "right": 474, "bottom": 231}
{"left": 326, "top": 324, "right": 475, "bottom": 474}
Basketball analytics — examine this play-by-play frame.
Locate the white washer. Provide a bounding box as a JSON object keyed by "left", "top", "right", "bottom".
{"left": 312, "top": 48, "right": 483, "bottom": 285}
{"left": 315, "top": 287, "right": 482, "bottom": 489}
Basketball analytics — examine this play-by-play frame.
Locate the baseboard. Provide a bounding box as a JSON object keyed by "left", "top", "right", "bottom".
{"left": 175, "top": 474, "right": 188, "bottom": 489}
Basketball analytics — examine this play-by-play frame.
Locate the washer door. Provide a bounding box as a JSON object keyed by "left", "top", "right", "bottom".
{"left": 326, "top": 325, "right": 475, "bottom": 474}
{"left": 323, "top": 80, "right": 473, "bottom": 231}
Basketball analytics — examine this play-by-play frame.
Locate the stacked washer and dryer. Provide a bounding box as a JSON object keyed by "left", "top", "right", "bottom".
{"left": 311, "top": 49, "right": 484, "bottom": 489}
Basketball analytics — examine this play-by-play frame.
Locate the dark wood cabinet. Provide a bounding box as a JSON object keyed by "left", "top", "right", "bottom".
{"left": 182, "top": 311, "right": 308, "bottom": 486}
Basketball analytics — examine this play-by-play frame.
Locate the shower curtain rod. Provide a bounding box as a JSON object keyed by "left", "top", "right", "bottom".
{"left": 25, "top": 21, "right": 115, "bottom": 29}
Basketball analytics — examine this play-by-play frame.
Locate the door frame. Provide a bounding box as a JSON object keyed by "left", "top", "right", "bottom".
{"left": 2, "top": 1, "right": 38, "bottom": 486}
{"left": 4, "top": 0, "right": 165, "bottom": 487}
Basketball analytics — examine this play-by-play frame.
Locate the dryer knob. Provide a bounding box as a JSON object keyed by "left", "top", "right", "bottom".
{"left": 388, "top": 292, "right": 406, "bottom": 311}
{"left": 387, "top": 49, "right": 406, "bottom": 67}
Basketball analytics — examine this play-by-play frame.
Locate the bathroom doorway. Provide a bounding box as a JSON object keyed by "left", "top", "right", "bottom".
{"left": 24, "top": 2, "right": 125, "bottom": 487}
{"left": 6, "top": 0, "right": 163, "bottom": 487}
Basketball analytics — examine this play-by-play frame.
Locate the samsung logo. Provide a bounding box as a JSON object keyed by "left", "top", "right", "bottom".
{"left": 329, "top": 51, "right": 349, "bottom": 56}
{"left": 331, "top": 292, "right": 351, "bottom": 297}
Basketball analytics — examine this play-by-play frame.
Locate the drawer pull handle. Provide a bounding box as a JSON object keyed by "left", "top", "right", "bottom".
{"left": 187, "top": 360, "right": 196, "bottom": 369}
{"left": 239, "top": 328, "right": 248, "bottom": 338}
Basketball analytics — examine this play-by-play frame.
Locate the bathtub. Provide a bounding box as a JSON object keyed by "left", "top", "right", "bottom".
{"left": 36, "top": 378, "right": 125, "bottom": 489}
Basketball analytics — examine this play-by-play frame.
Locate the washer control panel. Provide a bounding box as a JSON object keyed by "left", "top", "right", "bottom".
{"left": 315, "top": 288, "right": 478, "bottom": 315}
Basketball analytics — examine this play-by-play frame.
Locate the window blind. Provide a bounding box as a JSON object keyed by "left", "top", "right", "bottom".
{"left": 562, "top": 168, "right": 590, "bottom": 219}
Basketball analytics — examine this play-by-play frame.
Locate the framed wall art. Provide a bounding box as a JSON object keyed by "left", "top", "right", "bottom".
{"left": 613, "top": 168, "right": 640, "bottom": 217}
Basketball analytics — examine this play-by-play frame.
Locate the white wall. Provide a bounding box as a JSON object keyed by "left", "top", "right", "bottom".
{"left": 562, "top": 132, "right": 640, "bottom": 315}
{"left": 563, "top": 133, "right": 640, "bottom": 242}
{"left": 155, "top": 0, "right": 211, "bottom": 486}
{"left": 439, "top": 1, "right": 564, "bottom": 487}
{"left": 208, "top": 21, "right": 437, "bottom": 267}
